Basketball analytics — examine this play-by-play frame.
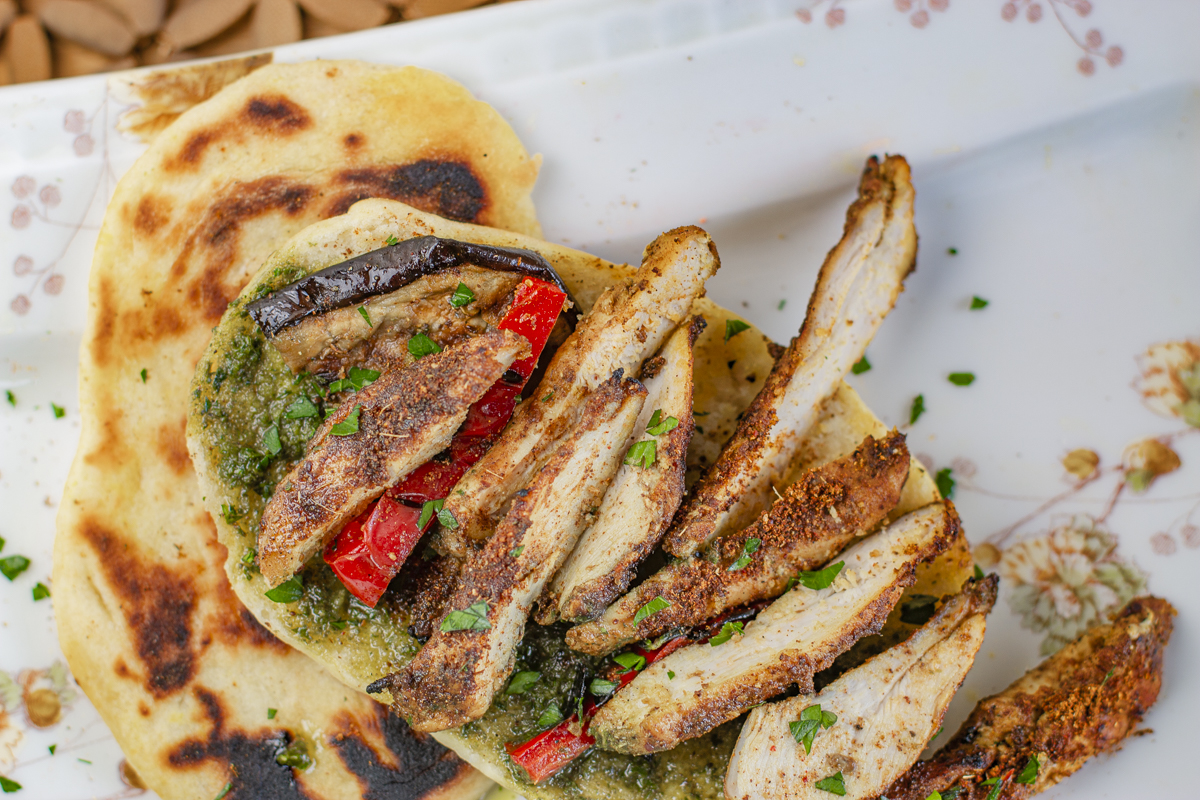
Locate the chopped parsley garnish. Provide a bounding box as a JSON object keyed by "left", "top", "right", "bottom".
{"left": 642, "top": 632, "right": 673, "bottom": 650}
{"left": 385, "top": 234, "right": 400, "bottom": 246}
{"left": 51, "top": 403, "right": 65, "bottom": 418}
{"left": 265, "top": 576, "right": 304, "bottom": 603}
{"left": 48, "top": 744, "right": 56, "bottom": 755}
{"left": 851, "top": 355, "right": 871, "bottom": 374}
{"left": 284, "top": 396, "right": 319, "bottom": 419}
{"left": 4, "top": 390, "right": 13, "bottom": 407}
{"left": 418, "top": 499, "right": 444, "bottom": 529}
{"left": 408, "top": 333, "right": 442, "bottom": 359}
{"left": 789, "top": 703, "right": 838, "bottom": 753}
{"left": 213, "top": 781, "right": 232, "bottom": 800}
{"left": 77, "top": 758, "right": 91, "bottom": 764}
{"left": 947, "top": 247, "right": 958, "bottom": 255}
{"left": 276, "top": 740, "right": 312, "bottom": 769}
{"left": 268, "top": 708, "right": 277, "bottom": 719}
{"left": 510, "top": 545, "right": 525, "bottom": 558}
{"left": 815, "top": 771, "right": 846, "bottom": 795}
{"left": 791, "top": 560, "right": 844, "bottom": 591}
{"left": 667, "top": 670, "right": 675, "bottom": 680}
{"left": 646, "top": 410, "right": 679, "bottom": 436}
{"left": 437, "top": 507, "right": 459, "bottom": 530}
{"left": 1015, "top": 754, "right": 1040, "bottom": 784}
{"left": 613, "top": 652, "right": 647, "bottom": 673}
{"left": 910, "top": 394, "right": 926, "bottom": 425}
{"left": 984, "top": 776, "right": 1005, "bottom": 800}
{"left": 327, "top": 366, "right": 380, "bottom": 394}
{"left": 936, "top": 467, "right": 956, "bottom": 499}
{"left": 358, "top": 306, "right": 373, "bottom": 327}
{"left": 729, "top": 537, "right": 761, "bottom": 571}
{"left": 900, "top": 594, "right": 938, "bottom": 625}
{"left": 329, "top": 405, "right": 361, "bottom": 436}
{"left": 1100, "top": 667, "right": 1115, "bottom": 687}
{"left": 778, "top": 299, "right": 787, "bottom": 310}
{"left": 32, "top": 582, "right": 50, "bottom": 601}
{"left": 262, "top": 425, "right": 282, "bottom": 455}
{"left": 506, "top": 671, "right": 541, "bottom": 695}
{"left": 624, "top": 440, "right": 656, "bottom": 468}
{"left": 140, "top": 368, "right": 148, "bottom": 383}
{"left": 974, "top": 564, "right": 985, "bottom": 580}
{"left": 947, "top": 372, "right": 975, "bottom": 386}
{"left": 441, "top": 601, "right": 490, "bottom": 632}
{"left": 633, "top": 596, "right": 671, "bottom": 625}
{"left": 0, "top": 556, "right": 30, "bottom": 581}
{"left": 450, "top": 282, "right": 475, "bottom": 307}
{"left": 221, "top": 504, "right": 244, "bottom": 525}
{"left": 541, "top": 391, "right": 554, "bottom": 403}
{"left": 537, "top": 703, "right": 564, "bottom": 728}
{"left": 725, "top": 319, "right": 751, "bottom": 342}
{"left": 589, "top": 678, "right": 620, "bottom": 697}
{"left": 709, "top": 620, "right": 743, "bottom": 646}
{"left": 241, "top": 548, "right": 256, "bottom": 566}
{"left": 0, "top": 776, "right": 20, "bottom": 792}
{"left": 970, "top": 295, "right": 989, "bottom": 310}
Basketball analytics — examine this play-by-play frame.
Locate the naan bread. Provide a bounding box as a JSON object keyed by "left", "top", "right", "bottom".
{"left": 54, "top": 59, "right": 543, "bottom": 800}
{"left": 187, "top": 196, "right": 974, "bottom": 800}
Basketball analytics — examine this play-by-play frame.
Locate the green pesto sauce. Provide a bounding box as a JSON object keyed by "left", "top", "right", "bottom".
{"left": 193, "top": 261, "right": 741, "bottom": 799}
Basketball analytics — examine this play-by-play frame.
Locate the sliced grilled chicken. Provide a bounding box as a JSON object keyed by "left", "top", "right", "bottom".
{"left": 256, "top": 328, "right": 528, "bottom": 586}
{"left": 663, "top": 156, "right": 916, "bottom": 559}
{"left": 438, "top": 227, "right": 721, "bottom": 555}
{"left": 881, "top": 595, "right": 1176, "bottom": 800}
{"left": 386, "top": 374, "right": 648, "bottom": 732}
{"left": 567, "top": 431, "right": 911, "bottom": 655}
{"left": 725, "top": 576, "right": 998, "bottom": 800}
{"left": 539, "top": 317, "right": 704, "bottom": 624}
{"left": 587, "top": 500, "right": 958, "bottom": 755}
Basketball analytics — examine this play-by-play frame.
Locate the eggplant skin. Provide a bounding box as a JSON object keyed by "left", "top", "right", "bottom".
{"left": 247, "top": 235, "right": 574, "bottom": 337}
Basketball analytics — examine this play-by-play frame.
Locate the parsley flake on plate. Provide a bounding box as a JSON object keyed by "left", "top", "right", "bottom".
{"left": 936, "top": 467, "right": 955, "bottom": 499}
{"left": 589, "top": 678, "right": 620, "bottom": 697}
{"left": 140, "top": 368, "right": 148, "bottom": 383}
{"left": 729, "top": 537, "right": 761, "bottom": 571}
{"left": 910, "top": 394, "right": 926, "bottom": 425}
{"left": 646, "top": 410, "right": 679, "bottom": 436}
{"left": 265, "top": 576, "right": 303, "bottom": 603}
{"left": 408, "top": 333, "right": 443, "bottom": 359}
{"left": 0, "top": 776, "right": 20, "bottom": 792}
{"left": 815, "top": 771, "right": 846, "bottom": 795}
{"left": 385, "top": 234, "right": 400, "bottom": 246}
{"left": 724, "top": 319, "right": 751, "bottom": 342}
{"left": 537, "top": 703, "right": 564, "bottom": 728}
{"left": 790, "top": 560, "right": 844, "bottom": 591}
{"left": 1015, "top": 754, "right": 1040, "bottom": 784}
{"left": 268, "top": 708, "right": 277, "bottom": 719}
{"left": 789, "top": 703, "right": 838, "bottom": 753}
{"left": 633, "top": 595, "right": 671, "bottom": 624}
{"left": 624, "top": 440, "right": 656, "bottom": 468}
{"left": 947, "top": 372, "right": 975, "bottom": 386}
{"left": 418, "top": 499, "right": 444, "bottom": 529}
{"left": 970, "top": 295, "right": 989, "bottom": 310}
{"left": 450, "top": 282, "right": 475, "bottom": 307}
{"left": 0, "top": 556, "right": 30, "bottom": 581}
{"left": 709, "top": 620, "right": 743, "bottom": 646}
{"left": 50, "top": 403, "right": 65, "bottom": 418}
{"left": 441, "top": 601, "right": 490, "bottom": 632}
{"left": 851, "top": 355, "right": 871, "bottom": 375}
{"left": 509, "top": 545, "right": 524, "bottom": 558}
{"left": 329, "top": 405, "right": 361, "bottom": 437}
{"left": 613, "top": 652, "right": 647, "bottom": 673}
{"left": 32, "top": 582, "right": 50, "bottom": 601}
{"left": 506, "top": 671, "right": 541, "bottom": 695}
{"left": 4, "top": 390, "right": 14, "bottom": 407}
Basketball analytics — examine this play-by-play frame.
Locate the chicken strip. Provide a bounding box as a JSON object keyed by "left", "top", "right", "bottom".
{"left": 438, "top": 227, "right": 720, "bottom": 555}
{"left": 567, "top": 430, "right": 911, "bottom": 655}
{"left": 664, "top": 156, "right": 916, "bottom": 559}
{"left": 588, "top": 500, "right": 959, "bottom": 755}
{"left": 383, "top": 373, "right": 648, "bottom": 732}
{"left": 256, "top": 328, "right": 528, "bottom": 586}
{"left": 880, "top": 594, "right": 1176, "bottom": 800}
{"left": 725, "top": 576, "right": 998, "bottom": 800}
{"left": 539, "top": 317, "right": 704, "bottom": 624}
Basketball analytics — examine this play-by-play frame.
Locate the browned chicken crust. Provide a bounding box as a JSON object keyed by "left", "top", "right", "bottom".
{"left": 256, "top": 328, "right": 528, "bottom": 585}
{"left": 664, "top": 156, "right": 917, "bottom": 559}
{"left": 386, "top": 373, "right": 648, "bottom": 732}
{"left": 566, "top": 430, "right": 911, "bottom": 655}
{"left": 880, "top": 595, "right": 1176, "bottom": 800}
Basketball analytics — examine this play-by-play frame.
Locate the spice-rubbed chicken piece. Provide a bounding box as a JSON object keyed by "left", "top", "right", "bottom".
{"left": 725, "top": 576, "right": 998, "bottom": 800}
{"left": 256, "top": 328, "right": 528, "bottom": 586}
{"left": 567, "top": 430, "right": 911, "bottom": 655}
{"left": 438, "top": 227, "right": 720, "bottom": 555}
{"left": 664, "top": 156, "right": 916, "bottom": 559}
{"left": 588, "top": 500, "right": 959, "bottom": 755}
{"left": 880, "top": 595, "right": 1176, "bottom": 800}
{"left": 383, "top": 373, "right": 647, "bottom": 732}
{"left": 538, "top": 317, "right": 704, "bottom": 624}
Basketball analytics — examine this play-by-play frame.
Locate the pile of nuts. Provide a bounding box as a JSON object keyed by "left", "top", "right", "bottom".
{"left": 0, "top": 0, "right": 518, "bottom": 84}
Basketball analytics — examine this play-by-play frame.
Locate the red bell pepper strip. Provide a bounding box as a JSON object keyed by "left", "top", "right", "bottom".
{"left": 324, "top": 278, "right": 567, "bottom": 606}
{"left": 504, "top": 633, "right": 690, "bottom": 783}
